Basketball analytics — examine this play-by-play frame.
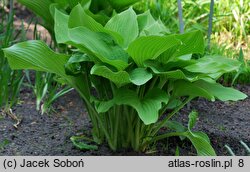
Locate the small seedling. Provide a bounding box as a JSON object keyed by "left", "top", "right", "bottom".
{"left": 225, "top": 144, "right": 236, "bottom": 156}
{"left": 240, "top": 140, "right": 250, "bottom": 155}
{"left": 0, "top": 139, "right": 10, "bottom": 151}
{"left": 225, "top": 141, "right": 250, "bottom": 156}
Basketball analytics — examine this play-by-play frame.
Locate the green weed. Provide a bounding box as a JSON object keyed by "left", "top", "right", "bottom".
{"left": 0, "top": 139, "right": 10, "bottom": 151}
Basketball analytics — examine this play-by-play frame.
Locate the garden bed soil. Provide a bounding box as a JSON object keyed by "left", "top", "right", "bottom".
{"left": 0, "top": 85, "right": 249, "bottom": 156}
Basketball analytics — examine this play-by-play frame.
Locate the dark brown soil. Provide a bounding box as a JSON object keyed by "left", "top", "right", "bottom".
{"left": 0, "top": 85, "right": 249, "bottom": 156}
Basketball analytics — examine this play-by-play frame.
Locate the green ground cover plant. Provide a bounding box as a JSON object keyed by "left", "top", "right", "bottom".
{"left": 3, "top": 3, "right": 247, "bottom": 155}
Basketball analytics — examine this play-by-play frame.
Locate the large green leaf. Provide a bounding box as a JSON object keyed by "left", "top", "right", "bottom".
{"left": 185, "top": 55, "right": 241, "bottom": 74}
{"left": 80, "top": 0, "right": 92, "bottom": 10}
{"left": 3, "top": 40, "right": 68, "bottom": 77}
{"left": 69, "top": 4, "right": 104, "bottom": 31}
{"left": 145, "top": 59, "right": 195, "bottom": 71}
{"left": 54, "top": 9, "right": 98, "bottom": 61}
{"left": 54, "top": 9, "right": 70, "bottom": 44}
{"left": 54, "top": 8, "right": 95, "bottom": 54}
{"left": 3, "top": 40, "right": 90, "bottom": 100}
{"left": 144, "top": 59, "right": 218, "bottom": 83}
{"left": 185, "top": 131, "right": 216, "bottom": 156}
{"left": 194, "top": 80, "right": 247, "bottom": 101}
{"left": 145, "top": 62, "right": 202, "bottom": 82}
{"left": 129, "top": 68, "right": 153, "bottom": 85}
{"left": 173, "top": 80, "right": 215, "bottom": 100}
{"left": 68, "top": 27, "right": 129, "bottom": 71}
{"left": 127, "top": 35, "right": 180, "bottom": 66}
{"left": 105, "top": 8, "right": 138, "bottom": 48}
{"left": 95, "top": 88, "right": 169, "bottom": 125}
{"left": 157, "top": 31, "right": 205, "bottom": 63}
{"left": 68, "top": 4, "right": 123, "bottom": 44}
{"left": 90, "top": 64, "right": 130, "bottom": 87}
{"left": 137, "top": 11, "right": 169, "bottom": 36}
{"left": 140, "top": 20, "right": 169, "bottom": 36}
{"left": 174, "top": 30, "right": 205, "bottom": 57}
{"left": 173, "top": 80, "right": 247, "bottom": 101}
{"left": 137, "top": 10, "right": 156, "bottom": 32}
{"left": 90, "top": 65, "right": 152, "bottom": 87}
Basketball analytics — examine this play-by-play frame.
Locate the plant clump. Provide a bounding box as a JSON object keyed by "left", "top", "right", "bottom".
{"left": 3, "top": 3, "right": 247, "bottom": 155}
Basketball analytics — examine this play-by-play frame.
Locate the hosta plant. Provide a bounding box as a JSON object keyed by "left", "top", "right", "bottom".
{"left": 3, "top": 5, "right": 247, "bottom": 155}
{"left": 17, "top": 0, "right": 142, "bottom": 36}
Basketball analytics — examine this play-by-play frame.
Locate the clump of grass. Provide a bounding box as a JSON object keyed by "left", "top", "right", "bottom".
{"left": 0, "top": 0, "right": 24, "bottom": 115}
{"left": 135, "top": 0, "right": 250, "bottom": 85}
{"left": 213, "top": 0, "right": 249, "bottom": 50}
{"left": 134, "top": 0, "right": 211, "bottom": 33}
{"left": 25, "top": 70, "right": 73, "bottom": 114}
{"left": 216, "top": 48, "right": 250, "bottom": 85}
{"left": 135, "top": 0, "right": 249, "bottom": 56}
{"left": 23, "top": 21, "right": 73, "bottom": 115}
